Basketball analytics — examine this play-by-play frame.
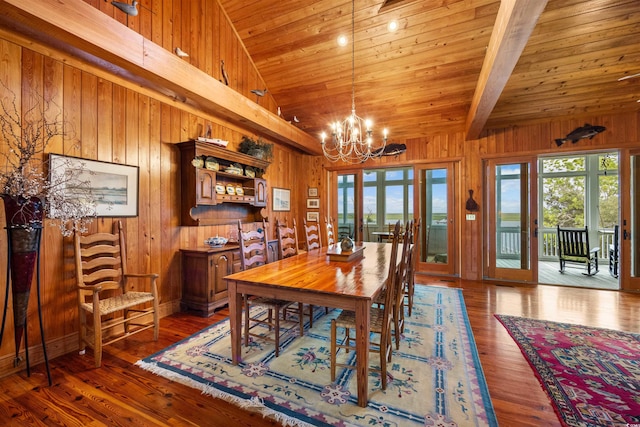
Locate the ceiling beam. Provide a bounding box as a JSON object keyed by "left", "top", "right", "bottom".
{"left": 465, "top": 0, "right": 548, "bottom": 140}
{"left": 0, "top": 0, "right": 322, "bottom": 155}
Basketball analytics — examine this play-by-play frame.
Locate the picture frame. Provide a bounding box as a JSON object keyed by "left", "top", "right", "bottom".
{"left": 306, "top": 212, "right": 319, "bottom": 222}
{"left": 306, "top": 198, "right": 320, "bottom": 209}
{"left": 308, "top": 187, "right": 318, "bottom": 197}
{"left": 49, "top": 154, "right": 139, "bottom": 217}
{"left": 272, "top": 187, "right": 291, "bottom": 211}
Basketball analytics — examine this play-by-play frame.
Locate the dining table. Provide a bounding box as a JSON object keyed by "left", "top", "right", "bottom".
{"left": 224, "top": 242, "right": 393, "bottom": 407}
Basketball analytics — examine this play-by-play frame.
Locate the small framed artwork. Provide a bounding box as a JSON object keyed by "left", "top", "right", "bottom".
{"left": 272, "top": 187, "right": 291, "bottom": 211}
{"left": 306, "top": 198, "right": 320, "bottom": 209}
{"left": 306, "top": 212, "right": 319, "bottom": 222}
{"left": 49, "top": 154, "right": 139, "bottom": 217}
{"left": 308, "top": 187, "right": 318, "bottom": 197}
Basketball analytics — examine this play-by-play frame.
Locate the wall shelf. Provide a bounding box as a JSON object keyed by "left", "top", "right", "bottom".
{"left": 178, "top": 141, "right": 270, "bottom": 226}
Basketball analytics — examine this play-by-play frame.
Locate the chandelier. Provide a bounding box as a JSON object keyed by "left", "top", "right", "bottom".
{"left": 320, "top": 0, "right": 388, "bottom": 163}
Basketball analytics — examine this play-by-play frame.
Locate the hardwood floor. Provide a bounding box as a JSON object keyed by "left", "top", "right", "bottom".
{"left": 0, "top": 276, "right": 637, "bottom": 426}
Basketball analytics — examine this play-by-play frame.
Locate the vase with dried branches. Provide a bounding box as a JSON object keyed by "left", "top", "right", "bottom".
{"left": 0, "top": 82, "right": 97, "bottom": 382}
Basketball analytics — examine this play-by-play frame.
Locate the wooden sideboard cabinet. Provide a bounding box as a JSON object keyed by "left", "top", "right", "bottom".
{"left": 180, "top": 246, "right": 241, "bottom": 317}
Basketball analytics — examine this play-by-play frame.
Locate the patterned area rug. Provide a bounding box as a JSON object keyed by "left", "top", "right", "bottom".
{"left": 137, "top": 286, "right": 497, "bottom": 427}
{"left": 496, "top": 315, "right": 640, "bottom": 427}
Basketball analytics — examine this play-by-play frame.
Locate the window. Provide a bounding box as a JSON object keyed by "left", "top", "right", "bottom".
{"left": 337, "top": 174, "right": 354, "bottom": 226}
{"left": 363, "top": 167, "right": 413, "bottom": 228}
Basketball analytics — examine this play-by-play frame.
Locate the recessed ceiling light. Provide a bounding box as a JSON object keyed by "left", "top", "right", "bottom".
{"left": 337, "top": 35, "right": 348, "bottom": 46}
{"left": 388, "top": 20, "right": 398, "bottom": 32}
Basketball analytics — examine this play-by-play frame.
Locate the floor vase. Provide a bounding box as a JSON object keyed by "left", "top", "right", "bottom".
{"left": 0, "top": 194, "right": 50, "bottom": 384}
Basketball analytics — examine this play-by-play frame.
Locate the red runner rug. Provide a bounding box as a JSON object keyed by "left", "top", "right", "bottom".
{"left": 496, "top": 315, "right": 640, "bottom": 427}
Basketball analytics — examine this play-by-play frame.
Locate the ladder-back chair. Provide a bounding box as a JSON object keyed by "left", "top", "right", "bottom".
{"left": 74, "top": 220, "right": 159, "bottom": 367}
{"left": 330, "top": 221, "right": 401, "bottom": 391}
{"left": 325, "top": 217, "right": 336, "bottom": 247}
{"left": 238, "top": 220, "right": 299, "bottom": 356}
{"left": 302, "top": 218, "right": 322, "bottom": 251}
{"left": 276, "top": 218, "right": 317, "bottom": 332}
{"left": 404, "top": 218, "right": 421, "bottom": 316}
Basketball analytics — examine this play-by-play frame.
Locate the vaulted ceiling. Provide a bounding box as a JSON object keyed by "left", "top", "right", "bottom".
{"left": 219, "top": 0, "right": 640, "bottom": 143}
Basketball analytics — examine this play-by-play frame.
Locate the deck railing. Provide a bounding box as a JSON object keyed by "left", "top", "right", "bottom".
{"left": 497, "top": 227, "right": 614, "bottom": 261}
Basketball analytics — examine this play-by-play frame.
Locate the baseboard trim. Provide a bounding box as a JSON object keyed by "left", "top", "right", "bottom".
{"left": 0, "top": 300, "right": 180, "bottom": 380}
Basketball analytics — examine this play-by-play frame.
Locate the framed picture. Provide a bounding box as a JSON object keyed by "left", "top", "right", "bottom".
{"left": 49, "top": 154, "right": 139, "bottom": 217}
{"left": 272, "top": 187, "right": 291, "bottom": 211}
{"left": 306, "top": 212, "right": 319, "bottom": 222}
{"left": 308, "top": 187, "right": 318, "bottom": 197}
{"left": 306, "top": 198, "right": 320, "bottom": 209}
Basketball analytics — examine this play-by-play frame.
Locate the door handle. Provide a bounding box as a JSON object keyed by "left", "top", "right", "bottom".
{"left": 624, "top": 229, "right": 630, "bottom": 240}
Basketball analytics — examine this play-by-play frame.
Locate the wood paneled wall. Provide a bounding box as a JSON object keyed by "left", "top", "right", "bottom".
{"left": 0, "top": 7, "right": 305, "bottom": 374}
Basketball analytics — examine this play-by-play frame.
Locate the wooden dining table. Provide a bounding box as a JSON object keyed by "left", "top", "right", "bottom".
{"left": 224, "top": 242, "right": 392, "bottom": 407}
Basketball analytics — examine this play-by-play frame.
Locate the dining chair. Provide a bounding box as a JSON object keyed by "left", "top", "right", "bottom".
{"left": 276, "top": 218, "right": 315, "bottom": 333}
{"left": 303, "top": 218, "right": 331, "bottom": 320}
{"left": 392, "top": 219, "right": 414, "bottom": 348}
{"left": 238, "top": 220, "right": 299, "bottom": 357}
{"left": 373, "top": 219, "right": 412, "bottom": 349}
{"left": 302, "top": 218, "right": 322, "bottom": 251}
{"left": 382, "top": 223, "right": 395, "bottom": 242}
{"left": 325, "top": 217, "right": 336, "bottom": 247}
{"left": 330, "top": 220, "right": 401, "bottom": 391}
{"left": 74, "top": 220, "right": 159, "bottom": 367}
{"left": 404, "top": 218, "right": 421, "bottom": 317}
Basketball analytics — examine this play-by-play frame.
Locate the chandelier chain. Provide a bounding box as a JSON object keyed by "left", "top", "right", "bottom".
{"left": 320, "top": 0, "right": 388, "bottom": 163}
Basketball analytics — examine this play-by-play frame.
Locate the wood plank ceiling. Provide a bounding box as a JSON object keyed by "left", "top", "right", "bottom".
{"left": 219, "top": 0, "right": 640, "bottom": 143}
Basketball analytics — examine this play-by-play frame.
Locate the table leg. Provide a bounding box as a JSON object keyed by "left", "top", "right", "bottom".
{"left": 354, "top": 299, "right": 370, "bottom": 407}
{"left": 228, "top": 280, "right": 242, "bottom": 365}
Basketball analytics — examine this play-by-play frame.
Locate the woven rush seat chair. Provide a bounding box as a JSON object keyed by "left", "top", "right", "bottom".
{"left": 374, "top": 220, "right": 412, "bottom": 350}
{"left": 404, "top": 218, "right": 421, "bottom": 317}
{"left": 302, "top": 218, "right": 330, "bottom": 321}
{"left": 239, "top": 220, "right": 300, "bottom": 356}
{"left": 303, "top": 218, "right": 322, "bottom": 252}
{"left": 276, "top": 218, "right": 317, "bottom": 333}
{"left": 74, "top": 220, "right": 159, "bottom": 368}
{"left": 330, "top": 221, "right": 401, "bottom": 391}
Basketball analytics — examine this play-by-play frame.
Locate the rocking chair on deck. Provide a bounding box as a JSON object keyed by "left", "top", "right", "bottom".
{"left": 557, "top": 225, "right": 600, "bottom": 276}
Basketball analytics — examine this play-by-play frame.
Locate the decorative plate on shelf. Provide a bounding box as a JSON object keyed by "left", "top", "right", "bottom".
{"left": 235, "top": 186, "right": 244, "bottom": 196}
{"left": 215, "top": 184, "right": 226, "bottom": 195}
{"left": 245, "top": 166, "right": 255, "bottom": 178}
{"left": 224, "top": 166, "right": 243, "bottom": 175}
{"left": 192, "top": 156, "right": 204, "bottom": 168}
{"left": 205, "top": 156, "right": 219, "bottom": 171}
{"left": 226, "top": 185, "right": 236, "bottom": 195}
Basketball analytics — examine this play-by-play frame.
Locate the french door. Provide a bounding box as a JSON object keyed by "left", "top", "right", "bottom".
{"left": 485, "top": 157, "right": 538, "bottom": 282}
{"left": 417, "top": 162, "right": 456, "bottom": 275}
{"left": 620, "top": 148, "right": 640, "bottom": 290}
